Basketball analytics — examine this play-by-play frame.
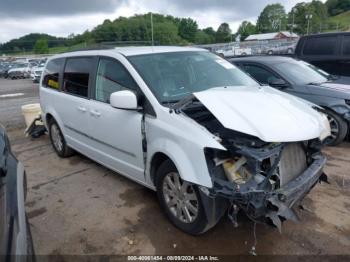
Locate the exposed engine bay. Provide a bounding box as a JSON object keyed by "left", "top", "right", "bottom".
{"left": 172, "top": 97, "right": 328, "bottom": 231}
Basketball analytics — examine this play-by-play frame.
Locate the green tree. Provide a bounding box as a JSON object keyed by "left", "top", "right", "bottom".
{"left": 288, "top": 1, "right": 328, "bottom": 35}
{"left": 194, "top": 30, "right": 214, "bottom": 44}
{"left": 326, "top": 0, "right": 350, "bottom": 16}
{"left": 178, "top": 18, "right": 198, "bottom": 43}
{"left": 216, "top": 23, "right": 232, "bottom": 43}
{"left": 256, "top": 4, "right": 287, "bottom": 33}
{"left": 34, "top": 38, "right": 49, "bottom": 54}
{"left": 236, "top": 21, "right": 256, "bottom": 40}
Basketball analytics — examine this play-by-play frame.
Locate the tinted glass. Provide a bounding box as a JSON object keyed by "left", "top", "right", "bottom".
{"left": 303, "top": 36, "right": 337, "bottom": 55}
{"left": 95, "top": 58, "right": 137, "bottom": 103}
{"left": 243, "top": 64, "right": 281, "bottom": 85}
{"left": 63, "top": 57, "right": 93, "bottom": 98}
{"left": 42, "top": 58, "right": 64, "bottom": 89}
{"left": 129, "top": 51, "right": 259, "bottom": 103}
{"left": 273, "top": 60, "right": 328, "bottom": 84}
{"left": 343, "top": 36, "right": 350, "bottom": 55}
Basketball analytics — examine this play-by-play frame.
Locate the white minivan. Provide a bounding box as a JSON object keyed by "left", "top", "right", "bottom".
{"left": 40, "top": 46, "right": 330, "bottom": 234}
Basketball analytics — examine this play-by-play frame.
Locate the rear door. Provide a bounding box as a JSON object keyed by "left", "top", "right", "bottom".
{"left": 86, "top": 56, "right": 145, "bottom": 182}
{"left": 58, "top": 57, "right": 95, "bottom": 152}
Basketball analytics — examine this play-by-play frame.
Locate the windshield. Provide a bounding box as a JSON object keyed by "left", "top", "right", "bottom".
{"left": 274, "top": 60, "right": 328, "bottom": 85}
{"left": 300, "top": 61, "right": 331, "bottom": 78}
{"left": 128, "top": 51, "right": 259, "bottom": 103}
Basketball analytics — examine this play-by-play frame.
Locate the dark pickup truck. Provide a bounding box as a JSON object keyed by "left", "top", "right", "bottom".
{"left": 294, "top": 32, "right": 350, "bottom": 77}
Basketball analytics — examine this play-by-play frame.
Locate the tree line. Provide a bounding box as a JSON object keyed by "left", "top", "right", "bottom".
{"left": 1, "top": 0, "right": 349, "bottom": 54}
{"left": 237, "top": 0, "right": 350, "bottom": 40}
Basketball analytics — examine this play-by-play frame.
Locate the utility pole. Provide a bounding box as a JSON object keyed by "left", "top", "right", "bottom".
{"left": 151, "top": 13, "right": 154, "bottom": 46}
{"left": 291, "top": 8, "right": 295, "bottom": 34}
{"left": 306, "top": 14, "right": 313, "bottom": 35}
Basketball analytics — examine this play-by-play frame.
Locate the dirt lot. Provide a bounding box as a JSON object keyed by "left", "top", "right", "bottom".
{"left": 1, "top": 79, "right": 350, "bottom": 256}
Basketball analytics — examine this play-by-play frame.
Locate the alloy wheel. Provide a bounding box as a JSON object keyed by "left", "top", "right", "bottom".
{"left": 51, "top": 124, "right": 63, "bottom": 152}
{"left": 162, "top": 172, "right": 199, "bottom": 224}
{"left": 327, "top": 114, "right": 339, "bottom": 142}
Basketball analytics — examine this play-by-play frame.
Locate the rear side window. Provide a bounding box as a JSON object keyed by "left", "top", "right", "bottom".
{"left": 95, "top": 58, "right": 137, "bottom": 103}
{"left": 63, "top": 57, "right": 93, "bottom": 98}
{"left": 343, "top": 36, "right": 350, "bottom": 55}
{"left": 303, "top": 36, "right": 337, "bottom": 55}
{"left": 42, "top": 58, "right": 64, "bottom": 90}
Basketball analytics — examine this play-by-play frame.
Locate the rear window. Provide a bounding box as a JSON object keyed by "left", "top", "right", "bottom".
{"left": 42, "top": 58, "right": 65, "bottom": 89}
{"left": 63, "top": 57, "right": 93, "bottom": 98}
{"left": 303, "top": 36, "right": 337, "bottom": 55}
{"left": 343, "top": 36, "right": 350, "bottom": 56}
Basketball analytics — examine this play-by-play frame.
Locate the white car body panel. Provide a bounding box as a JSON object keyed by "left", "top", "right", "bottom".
{"left": 194, "top": 86, "right": 330, "bottom": 142}
{"left": 40, "top": 47, "right": 330, "bottom": 191}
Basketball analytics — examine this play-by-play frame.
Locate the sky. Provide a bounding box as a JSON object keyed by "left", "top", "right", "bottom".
{"left": 0, "top": 0, "right": 325, "bottom": 43}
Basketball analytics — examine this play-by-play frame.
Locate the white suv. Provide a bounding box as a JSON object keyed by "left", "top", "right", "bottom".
{"left": 40, "top": 46, "right": 330, "bottom": 234}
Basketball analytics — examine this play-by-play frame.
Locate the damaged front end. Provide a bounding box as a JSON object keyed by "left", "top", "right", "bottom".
{"left": 179, "top": 99, "right": 328, "bottom": 231}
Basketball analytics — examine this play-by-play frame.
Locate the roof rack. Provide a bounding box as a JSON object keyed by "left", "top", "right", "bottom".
{"left": 65, "top": 41, "right": 155, "bottom": 53}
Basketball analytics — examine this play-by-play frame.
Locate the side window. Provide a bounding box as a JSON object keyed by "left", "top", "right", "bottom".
{"left": 303, "top": 36, "right": 337, "bottom": 55}
{"left": 63, "top": 57, "right": 93, "bottom": 98}
{"left": 42, "top": 58, "right": 64, "bottom": 90}
{"left": 243, "top": 64, "right": 280, "bottom": 85}
{"left": 343, "top": 36, "right": 350, "bottom": 56}
{"left": 95, "top": 58, "right": 138, "bottom": 103}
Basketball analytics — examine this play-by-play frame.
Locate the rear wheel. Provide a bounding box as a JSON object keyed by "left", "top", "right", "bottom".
{"left": 324, "top": 109, "right": 348, "bottom": 146}
{"left": 48, "top": 119, "right": 74, "bottom": 157}
{"left": 155, "top": 160, "right": 210, "bottom": 235}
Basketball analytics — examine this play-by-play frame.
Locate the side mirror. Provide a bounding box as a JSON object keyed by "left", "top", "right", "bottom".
{"left": 110, "top": 90, "right": 138, "bottom": 110}
{"left": 268, "top": 78, "right": 288, "bottom": 88}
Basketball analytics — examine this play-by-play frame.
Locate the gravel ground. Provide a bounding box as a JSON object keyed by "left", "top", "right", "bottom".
{"left": 1, "top": 78, "right": 350, "bottom": 257}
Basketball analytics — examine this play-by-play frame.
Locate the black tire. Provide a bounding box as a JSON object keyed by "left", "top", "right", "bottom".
{"left": 26, "top": 216, "right": 36, "bottom": 262}
{"left": 267, "top": 50, "right": 273, "bottom": 55}
{"left": 155, "top": 159, "right": 211, "bottom": 235}
{"left": 324, "top": 109, "right": 348, "bottom": 146}
{"left": 48, "top": 119, "right": 75, "bottom": 157}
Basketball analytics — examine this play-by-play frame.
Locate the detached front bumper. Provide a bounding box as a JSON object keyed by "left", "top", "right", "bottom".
{"left": 265, "top": 155, "right": 326, "bottom": 230}
{"left": 209, "top": 154, "right": 327, "bottom": 230}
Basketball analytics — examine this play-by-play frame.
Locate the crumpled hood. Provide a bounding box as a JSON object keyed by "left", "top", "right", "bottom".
{"left": 194, "top": 86, "right": 330, "bottom": 142}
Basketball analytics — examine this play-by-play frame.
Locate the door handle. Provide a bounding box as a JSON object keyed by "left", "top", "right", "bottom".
{"left": 77, "top": 106, "right": 87, "bottom": 112}
{"left": 90, "top": 110, "right": 101, "bottom": 117}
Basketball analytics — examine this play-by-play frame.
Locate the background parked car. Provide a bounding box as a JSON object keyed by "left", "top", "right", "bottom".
{"left": 294, "top": 32, "right": 350, "bottom": 77}
{"left": 265, "top": 42, "right": 296, "bottom": 55}
{"left": 8, "top": 63, "right": 31, "bottom": 79}
{"left": 229, "top": 56, "right": 350, "bottom": 146}
{"left": 0, "top": 125, "right": 35, "bottom": 261}
{"left": 30, "top": 62, "right": 45, "bottom": 83}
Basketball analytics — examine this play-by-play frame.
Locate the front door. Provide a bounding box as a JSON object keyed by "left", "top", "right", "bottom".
{"left": 86, "top": 57, "right": 144, "bottom": 182}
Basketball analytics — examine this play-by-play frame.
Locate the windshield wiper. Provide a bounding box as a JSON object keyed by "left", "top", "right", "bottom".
{"left": 327, "top": 74, "right": 339, "bottom": 81}
{"left": 307, "top": 82, "right": 323, "bottom": 86}
{"left": 169, "top": 94, "right": 196, "bottom": 114}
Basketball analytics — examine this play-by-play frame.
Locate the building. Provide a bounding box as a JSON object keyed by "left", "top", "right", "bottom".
{"left": 245, "top": 31, "right": 299, "bottom": 41}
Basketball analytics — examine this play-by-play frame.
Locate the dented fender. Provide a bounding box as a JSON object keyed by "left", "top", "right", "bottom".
{"left": 145, "top": 113, "right": 225, "bottom": 188}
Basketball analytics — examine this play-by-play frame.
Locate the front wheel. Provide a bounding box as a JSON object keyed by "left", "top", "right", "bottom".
{"left": 324, "top": 109, "right": 348, "bottom": 146}
{"left": 155, "top": 160, "right": 211, "bottom": 235}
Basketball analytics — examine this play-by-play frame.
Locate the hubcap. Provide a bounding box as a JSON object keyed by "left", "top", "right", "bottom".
{"left": 51, "top": 124, "right": 63, "bottom": 152}
{"left": 327, "top": 114, "right": 339, "bottom": 142}
{"left": 162, "top": 172, "right": 199, "bottom": 223}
